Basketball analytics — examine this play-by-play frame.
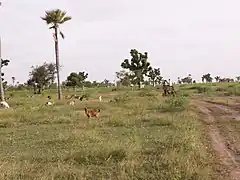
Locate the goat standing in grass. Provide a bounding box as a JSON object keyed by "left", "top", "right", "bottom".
{"left": 46, "top": 101, "right": 54, "bottom": 106}
{"left": 0, "top": 101, "right": 10, "bottom": 109}
{"left": 69, "top": 100, "right": 75, "bottom": 106}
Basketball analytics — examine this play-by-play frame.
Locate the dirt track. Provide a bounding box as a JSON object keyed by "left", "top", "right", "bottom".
{"left": 192, "top": 98, "right": 240, "bottom": 180}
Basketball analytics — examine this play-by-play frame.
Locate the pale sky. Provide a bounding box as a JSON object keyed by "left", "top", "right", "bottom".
{"left": 0, "top": 0, "right": 240, "bottom": 84}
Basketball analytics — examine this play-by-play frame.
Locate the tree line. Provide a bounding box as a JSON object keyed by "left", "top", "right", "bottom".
{"left": 2, "top": 47, "right": 240, "bottom": 96}
{"left": 0, "top": 8, "right": 239, "bottom": 100}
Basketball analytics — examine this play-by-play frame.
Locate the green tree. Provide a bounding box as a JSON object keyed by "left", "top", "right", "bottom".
{"left": 236, "top": 76, "right": 240, "bottom": 82}
{"left": 202, "top": 73, "right": 213, "bottom": 83}
{"left": 92, "top": 81, "right": 99, "bottom": 87}
{"left": 115, "top": 70, "right": 132, "bottom": 86}
{"left": 148, "top": 68, "right": 162, "bottom": 87}
{"left": 84, "top": 81, "right": 92, "bottom": 88}
{"left": 215, "top": 76, "right": 220, "bottom": 82}
{"left": 28, "top": 62, "right": 56, "bottom": 94}
{"left": 181, "top": 75, "right": 192, "bottom": 84}
{"left": 41, "top": 9, "right": 72, "bottom": 100}
{"left": 121, "top": 49, "right": 152, "bottom": 89}
{"left": 66, "top": 71, "right": 88, "bottom": 90}
{"left": 177, "top": 77, "right": 182, "bottom": 84}
{"left": 0, "top": 59, "right": 10, "bottom": 101}
{"left": 48, "top": 63, "right": 57, "bottom": 85}
{"left": 103, "top": 79, "right": 110, "bottom": 87}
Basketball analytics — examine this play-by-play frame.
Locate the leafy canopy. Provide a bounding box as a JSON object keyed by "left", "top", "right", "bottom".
{"left": 202, "top": 73, "right": 213, "bottom": 83}
{"left": 121, "top": 49, "right": 152, "bottom": 84}
{"left": 41, "top": 9, "right": 72, "bottom": 39}
{"left": 116, "top": 70, "right": 133, "bottom": 86}
{"left": 28, "top": 62, "right": 56, "bottom": 88}
{"left": 66, "top": 72, "right": 88, "bottom": 87}
{"left": 148, "top": 68, "right": 162, "bottom": 85}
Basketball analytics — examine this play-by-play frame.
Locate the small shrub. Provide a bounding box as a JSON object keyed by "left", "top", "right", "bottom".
{"left": 158, "top": 96, "right": 189, "bottom": 112}
{"left": 111, "top": 93, "right": 130, "bottom": 103}
{"left": 138, "top": 91, "right": 156, "bottom": 97}
{"left": 179, "top": 91, "right": 190, "bottom": 97}
{"left": 105, "top": 119, "right": 126, "bottom": 127}
{"left": 226, "top": 87, "right": 240, "bottom": 96}
{"left": 192, "top": 86, "right": 211, "bottom": 93}
{"left": 215, "top": 87, "right": 226, "bottom": 92}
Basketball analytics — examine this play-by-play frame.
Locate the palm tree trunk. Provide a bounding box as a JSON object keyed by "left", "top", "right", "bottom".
{"left": 0, "top": 37, "right": 5, "bottom": 101}
{"left": 54, "top": 27, "right": 62, "bottom": 100}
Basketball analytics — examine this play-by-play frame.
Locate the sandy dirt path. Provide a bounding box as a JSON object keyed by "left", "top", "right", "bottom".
{"left": 192, "top": 99, "right": 240, "bottom": 180}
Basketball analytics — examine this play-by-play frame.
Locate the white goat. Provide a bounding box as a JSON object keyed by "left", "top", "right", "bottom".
{"left": 0, "top": 101, "right": 10, "bottom": 109}
{"left": 45, "top": 101, "right": 54, "bottom": 106}
{"left": 69, "top": 100, "right": 75, "bottom": 106}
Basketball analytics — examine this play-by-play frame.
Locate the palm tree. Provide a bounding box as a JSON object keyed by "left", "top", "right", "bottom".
{"left": 12, "top": 76, "right": 15, "bottom": 86}
{"left": 41, "top": 9, "right": 72, "bottom": 100}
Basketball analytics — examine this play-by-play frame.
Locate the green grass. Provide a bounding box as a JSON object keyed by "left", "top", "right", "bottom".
{"left": 0, "top": 87, "right": 215, "bottom": 179}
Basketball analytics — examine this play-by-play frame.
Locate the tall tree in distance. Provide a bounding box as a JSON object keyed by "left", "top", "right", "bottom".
{"left": 115, "top": 70, "right": 132, "bottom": 86}
{"left": 121, "top": 49, "right": 152, "bottom": 89}
{"left": 78, "top": 71, "right": 88, "bottom": 90}
{"left": 148, "top": 68, "right": 162, "bottom": 87}
{"left": 236, "top": 76, "right": 240, "bottom": 82}
{"left": 215, "top": 76, "right": 220, "bottom": 82}
{"left": 41, "top": 9, "right": 72, "bottom": 100}
{"left": 48, "top": 63, "right": 57, "bottom": 85}
{"left": 202, "top": 73, "right": 213, "bottom": 83}
{"left": 28, "top": 62, "right": 57, "bottom": 94}
{"left": 103, "top": 79, "right": 110, "bottom": 87}
{"left": 12, "top": 76, "right": 15, "bottom": 86}
{"left": 66, "top": 71, "right": 88, "bottom": 90}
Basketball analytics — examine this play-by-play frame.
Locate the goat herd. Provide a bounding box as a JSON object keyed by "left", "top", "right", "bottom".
{"left": 45, "top": 94, "right": 102, "bottom": 106}
{"left": 0, "top": 93, "right": 103, "bottom": 119}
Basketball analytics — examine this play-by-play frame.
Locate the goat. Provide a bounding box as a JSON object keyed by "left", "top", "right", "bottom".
{"left": 84, "top": 107, "right": 100, "bottom": 119}
{"left": 69, "top": 100, "right": 75, "bottom": 106}
{"left": 0, "top": 101, "right": 10, "bottom": 109}
{"left": 46, "top": 101, "right": 54, "bottom": 106}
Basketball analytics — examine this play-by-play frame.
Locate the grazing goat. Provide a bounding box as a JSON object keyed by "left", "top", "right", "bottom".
{"left": 84, "top": 107, "right": 100, "bottom": 119}
{"left": 45, "top": 101, "right": 54, "bottom": 106}
{"left": 0, "top": 101, "right": 10, "bottom": 109}
{"left": 69, "top": 100, "right": 75, "bottom": 106}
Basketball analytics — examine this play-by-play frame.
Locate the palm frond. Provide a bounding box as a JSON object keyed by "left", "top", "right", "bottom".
{"left": 59, "top": 16, "right": 72, "bottom": 24}
{"left": 42, "top": 9, "right": 71, "bottom": 39}
{"left": 58, "top": 10, "right": 67, "bottom": 21}
{"left": 60, "top": 31, "right": 65, "bottom": 39}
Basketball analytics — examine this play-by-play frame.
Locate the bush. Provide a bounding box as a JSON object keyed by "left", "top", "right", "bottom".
{"left": 138, "top": 91, "right": 156, "bottom": 97}
{"left": 158, "top": 96, "right": 189, "bottom": 112}
{"left": 191, "top": 86, "right": 212, "bottom": 94}
{"left": 226, "top": 87, "right": 240, "bottom": 96}
{"left": 110, "top": 92, "right": 130, "bottom": 103}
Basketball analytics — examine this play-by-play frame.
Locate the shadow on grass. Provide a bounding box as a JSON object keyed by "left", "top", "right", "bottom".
{"left": 65, "top": 149, "right": 127, "bottom": 165}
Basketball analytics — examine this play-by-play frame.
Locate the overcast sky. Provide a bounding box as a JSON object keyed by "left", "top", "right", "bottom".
{"left": 0, "top": 0, "right": 240, "bottom": 84}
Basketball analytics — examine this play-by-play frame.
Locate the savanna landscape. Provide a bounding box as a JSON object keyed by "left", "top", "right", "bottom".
{"left": 2, "top": 82, "right": 240, "bottom": 180}
{"left": 1, "top": 3, "right": 240, "bottom": 180}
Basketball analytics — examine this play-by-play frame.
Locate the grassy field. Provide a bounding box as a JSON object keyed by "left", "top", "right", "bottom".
{"left": 1, "top": 83, "right": 240, "bottom": 179}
